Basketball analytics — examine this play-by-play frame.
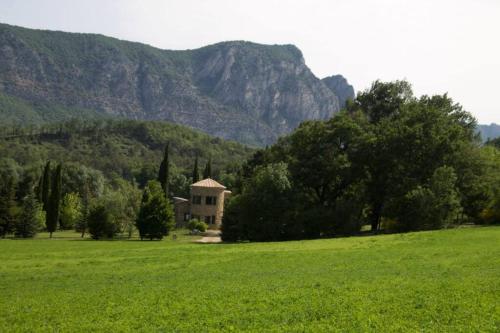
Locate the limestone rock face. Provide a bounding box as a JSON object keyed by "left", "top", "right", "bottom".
{"left": 0, "top": 23, "right": 345, "bottom": 145}
{"left": 322, "top": 75, "right": 355, "bottom": 109}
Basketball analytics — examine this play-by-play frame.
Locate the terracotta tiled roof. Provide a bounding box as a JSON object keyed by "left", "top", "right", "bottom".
{"left": 191, "top": 178, "right": 226, "bottom": 189}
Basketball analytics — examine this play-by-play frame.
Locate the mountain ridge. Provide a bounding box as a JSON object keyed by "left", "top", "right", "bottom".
{"left": 0, "top": 22, "right": 353, "bottom": 145}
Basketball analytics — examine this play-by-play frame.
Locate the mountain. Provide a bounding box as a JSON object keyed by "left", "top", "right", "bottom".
{"left": 0, "top": 23, "right": 350, "bottom": 146}
{"left": 478, "top": 123, "right": 500, "bottom": 142}
{"left": 322, "top": 75, "right": 355, "bottom": 108}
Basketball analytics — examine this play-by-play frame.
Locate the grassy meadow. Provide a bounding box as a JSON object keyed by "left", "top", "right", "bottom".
{"left": 0, "top": 227, "right": 499, "bottom": 332}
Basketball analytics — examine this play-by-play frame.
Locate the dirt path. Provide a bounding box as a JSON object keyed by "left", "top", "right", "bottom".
{"left": 195, "top": 230, "right": 222, "bottom": 243}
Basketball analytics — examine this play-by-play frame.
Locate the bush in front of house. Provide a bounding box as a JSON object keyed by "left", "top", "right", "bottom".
{"left": 187, "top": 219, "right": 208, "bottom": 232}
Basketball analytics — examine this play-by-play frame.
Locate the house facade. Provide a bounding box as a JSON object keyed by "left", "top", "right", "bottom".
{"left": 173, "top": 178, "right": 231, "bottom": 227}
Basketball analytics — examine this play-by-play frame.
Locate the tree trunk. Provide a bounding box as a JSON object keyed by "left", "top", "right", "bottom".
{"left": 370, "top": 202, "right": 383, "bottom": 233}
{"left": 49, "top": 231, "right": 53, "bottom": 238}
{"left": 81, "top": 230, "right": 85, "bottom": 238}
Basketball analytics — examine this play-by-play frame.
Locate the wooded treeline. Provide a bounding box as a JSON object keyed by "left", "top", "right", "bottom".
{"left": 0, "top": 119, "right": 250, "bottom": 239}
{"left": 222, "top": 80, "right": 500, "bottom": 241}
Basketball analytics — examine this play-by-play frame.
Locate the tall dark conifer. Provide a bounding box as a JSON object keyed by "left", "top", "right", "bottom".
{"left": 0, "top": 177, "right": 17, "bottom": 237}
{"left": 35, "top": 173, "right": 44, "bottom": 203}
{"left": 203, "top": 157, "right": 212, "bottom": 179}
{"left": 41, "top": 161, "right": 51, "bottom": 212}
{"left": 192, "top": 156, "right": 200, "bottom": 184}
{"left": 158, "top": 143, "right": 170, "bottom": 197}
{"left": 46, "top": 163, "right": 62, "bottom": 238}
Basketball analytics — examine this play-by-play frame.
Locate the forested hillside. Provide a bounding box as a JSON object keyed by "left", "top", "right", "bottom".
{"left": 0, "top": 119, "right": 253, "bottom": 196}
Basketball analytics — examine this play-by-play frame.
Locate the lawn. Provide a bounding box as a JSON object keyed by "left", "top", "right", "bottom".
{"left": 0, "top": 227, "right": 499, "bottom": 332}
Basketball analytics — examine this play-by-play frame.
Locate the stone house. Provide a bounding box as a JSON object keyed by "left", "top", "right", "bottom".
{"left": 173, "top": 178, "right": 231, "bottom": 227}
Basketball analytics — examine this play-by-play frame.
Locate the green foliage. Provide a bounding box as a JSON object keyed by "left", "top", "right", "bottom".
{"left": 157, "top": 143, "right": 170, "bottom": 197}
{"left": 59, "top": 193, "right": 82, "bottom": 230}
{"left": 0, "top": 119, "right": 253, "bottom": 188}
{"left": 187, "top": 219, "right": 208, "bottom": 232}
{"left": 0, "top": 227, "right": 499, "bottom": 331}
{"left": 14, "top": 193, "right": 45, "bottom": 238}
{"left": 0, "top": 160, "right": 19, "bottom": 237}
{"left": 87, "top": 205, "right": 118, "bottom": 240}
{"left": 222, "top": 163, "right": 294, "bottom": 241}
{"left": 227, "top": 80, "right": 494, "bottom": 240}
{"left": 192, "top": 156, "right": 200, "bottom": 184}
{"left": 101, "top": 178, "right": 142, "bottom": 238}
{"left": 46, "top": 163, "right": 62, "bottom": 236}
{"left": 136, "top": 181, "right": 174, "bottom": 240}
{"left": 41, "top": 161, "right": 51, "bottom": 212}
{"left": 203, "top": 157, "right": 212, "bottom": 179}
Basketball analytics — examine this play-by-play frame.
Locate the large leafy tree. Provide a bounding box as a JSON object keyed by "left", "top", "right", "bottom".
{"left": 222, "top": 163, "right": 295, "bottom": 242}
{"left": 60, "top": 192, "right": 82, "bottom": 230}
{"left": 136, "top": 180, "right": 174, "bottom": 240}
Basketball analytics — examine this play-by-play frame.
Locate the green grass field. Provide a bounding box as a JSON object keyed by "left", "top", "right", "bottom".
{"left": 0, "top": 227, "right": 499, "bottom": 332}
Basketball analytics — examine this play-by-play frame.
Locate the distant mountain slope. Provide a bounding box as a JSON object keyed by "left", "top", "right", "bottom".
{"left": 478, "top": 123, "right": 500, "bottom": 142}
{"left": 322, "top": 75, "right": 355, "bottom": 108}
{"left": 0, "top": 23, "right": 346, "bottom": 145}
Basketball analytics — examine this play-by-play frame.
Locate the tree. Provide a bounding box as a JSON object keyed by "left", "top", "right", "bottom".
{"left": 60, "top": 193, "right": 82, "bottom": 230}
{"left": 15, "top": 193, "right": 45, "bottom": 238}
{"left": 192, "top": 155, "right": 200, "bottom": 183}
{"left": 222, "top": 163, "right": 294, "bottom": 242}
{"left": 0, "top": 176, "right": 18, "bottom": 237}
{"left": 41, "top": 161, "right": 51, "bottom": 212}
{"left": 203, "top": 157, "right": 212, "bottom": 179}
{"left": 158, "top": 143, "right": 170, "bottom": 197}
{"left": 87, "top": 205, "right": 118, "bottom": 239}
{"left": 101, "top": 178, "right": 141, "bottom": 238}
{"left": 0, "top": 158, "right": 20, "bottom": 237}
{"left": 46, "top": 163, "right": 62, "bottom": 237}
{"left": 395, "top": 167, "right": 462, "bottom": 231}
{"left": 75, "top": 181, "right": 91, "bottom": 238}
{"left": 136, "top": 180, "right": 174, "bottom": 240}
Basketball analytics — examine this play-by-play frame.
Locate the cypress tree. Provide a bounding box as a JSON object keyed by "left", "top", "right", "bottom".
{"left": 158, "top": 143, "right": 170, "bottom": 197}
{"left": 41, "top": 161, "right": 51, "bottom": 212}
{"left": 46, "top": 163, "right": 62, "bottom": 238}
{"left": 192, "top": 155, "right": 200, "bottom": 184}
{"left": 203, "top": 157, "right": 212, "bottom": 179}
{"left": 0, "top": 177, "right": 17, "bottom": 237}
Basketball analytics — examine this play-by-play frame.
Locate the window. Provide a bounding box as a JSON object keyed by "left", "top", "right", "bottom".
{"left": 204, "top": 216, "right": 216, "bottom": 224}
{"left": 205, "top": 196, "right": 217, "bottom": 205}
{"left": 183, "top": 213, "right": 190, "bottom": 221}
{"left": 192, "top": 195, "right": 201, "bottom": 204}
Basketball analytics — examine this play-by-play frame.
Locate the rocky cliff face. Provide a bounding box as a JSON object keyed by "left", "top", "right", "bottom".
{"left": 0, "top": 23, "right": 345, "bottom": 145}
{"left": 322, "top": 75, "right": 355, "bottom": 108}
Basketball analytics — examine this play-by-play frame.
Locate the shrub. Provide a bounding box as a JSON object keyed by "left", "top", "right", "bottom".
{"left": 187, "top": 219, "right": 208, "bottom": 232}
{"left": 87, "top": 205, "right": 119, "bottom": 239}
{"left": 136, "top": 180, "right": 174, "bottom": 240}
{"left": 14, "top": 194, "right": 45, "bottom": 238}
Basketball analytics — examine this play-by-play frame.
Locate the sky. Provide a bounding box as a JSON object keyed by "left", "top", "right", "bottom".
{"left": 0, "top": 0, "right": 499, "bottom": 124}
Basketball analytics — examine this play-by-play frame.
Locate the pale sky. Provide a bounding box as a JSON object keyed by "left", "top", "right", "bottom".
{"left": 0, "top": 0, "right": 499, "bottom": 124}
